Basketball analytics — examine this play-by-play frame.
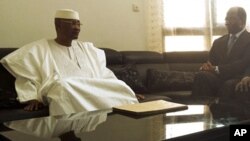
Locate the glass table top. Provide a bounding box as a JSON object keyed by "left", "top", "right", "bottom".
{"left": 1, "top": 105, "right": 246, "bottom": 141}
{"left": 77, "top": 104, "right": 246, "bottom": 141}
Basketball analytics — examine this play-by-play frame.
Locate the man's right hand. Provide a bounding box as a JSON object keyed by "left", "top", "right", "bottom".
{"left": 200, "top": 61, "right": 216, "bottom": 72}
{"left": 23, "top": 100, "right": 44, "bottom": 111}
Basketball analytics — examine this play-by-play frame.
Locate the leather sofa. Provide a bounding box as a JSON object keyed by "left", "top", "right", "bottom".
{"left": 103, "top": 48, "right": 210, "bottom": 103}
{"left": 0, "top": 47, "right": 211, "bottom": 131}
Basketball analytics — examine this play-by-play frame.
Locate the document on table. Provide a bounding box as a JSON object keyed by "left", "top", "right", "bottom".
{"left": 113, "top": 100, "right": 188, "bottom": 117}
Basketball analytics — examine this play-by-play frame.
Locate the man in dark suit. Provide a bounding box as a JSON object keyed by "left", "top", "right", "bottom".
{"left": 192, "top": 6, "right": 250, "bottom": 109}
{"left": 217, "top": 67, "right": 250, "bottom": 118}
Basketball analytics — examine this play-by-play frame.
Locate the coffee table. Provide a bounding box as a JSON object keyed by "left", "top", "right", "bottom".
{"left": 165, "top": 105, "right": 215, "bottom": 139}
{"left": 1, "top": 104, "right": 243, "bottom": 141}
{"left": 79, "top": 105, "right": 242, "bottom": 141}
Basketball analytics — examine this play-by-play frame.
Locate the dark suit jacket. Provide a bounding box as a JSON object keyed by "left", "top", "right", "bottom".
{"left": 243, "top": 65, "right": 250, "bottom": 76}
{"left": 209, "top": 30, "right": 250, "bottom": 80}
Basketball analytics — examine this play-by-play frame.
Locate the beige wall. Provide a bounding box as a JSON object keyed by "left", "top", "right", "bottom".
{"left": 0, "top": 0, "right": 147, "bottom": 51}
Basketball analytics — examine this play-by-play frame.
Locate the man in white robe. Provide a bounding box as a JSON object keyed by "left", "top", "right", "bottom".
{"left": 0, "top": 9, "right": 138, "bottom": 140}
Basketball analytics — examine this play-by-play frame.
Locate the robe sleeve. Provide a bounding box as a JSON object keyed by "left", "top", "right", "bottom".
{"left": 0, "top": 40, "right": 47, "bottom": 103}
{"left": 95, "top": 47, "right": 117, "bottom": 79}
{"left": 82, "top": 42, "right": 117, "bottom": 79}
{"left": 15, "top": 77, "right": 38, "bottom": 103}
{"left": 1, "top": 59, "right": 41, "bottom": 103}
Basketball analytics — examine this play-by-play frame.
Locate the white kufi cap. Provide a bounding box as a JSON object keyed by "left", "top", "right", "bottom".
{"left": 55, "top": 9, "right": 80, "bottom": 20}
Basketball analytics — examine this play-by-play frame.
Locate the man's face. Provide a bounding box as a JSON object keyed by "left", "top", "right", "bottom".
{"left": 57, "top": 19, "right": 81, "bottom": 40}
{"left": 225, "top": 8, "right": 243, "bottom": 34}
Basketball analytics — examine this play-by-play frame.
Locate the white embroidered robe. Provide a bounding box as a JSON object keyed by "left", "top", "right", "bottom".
{"left": 0, "top": 39, "right": 138, "bottom": 138}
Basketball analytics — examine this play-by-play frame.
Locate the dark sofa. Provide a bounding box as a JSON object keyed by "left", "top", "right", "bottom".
{"left": 103, "top": 48, "right": 210, "bottom": 103}
{"left": 0, "top": 47, "right": 211, "bottom": 131}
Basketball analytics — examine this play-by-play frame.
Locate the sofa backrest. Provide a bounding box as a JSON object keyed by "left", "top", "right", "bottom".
{"left": 101, "top": 48, "right": 208, "bottom": 66}
{"left": 121, "top": 51, "right": 164, "bottom": 64}
{"left": 100, "top": 48, "right": 123, "bottom": 65}
{"left": 163, "top": 51, "right": 208, "bottom": 72}
{"left": 101, "top": 48, "right": 208, "bottom": 74}
{"left": 100, "top": 48, "right": 209, "bottom": 93}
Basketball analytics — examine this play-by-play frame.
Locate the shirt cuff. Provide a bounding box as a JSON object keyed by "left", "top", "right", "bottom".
{"left": 215, "top": 66, "right": 220, "bottom": 74}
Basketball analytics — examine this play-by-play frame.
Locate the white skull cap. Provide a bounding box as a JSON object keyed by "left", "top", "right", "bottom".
{"left": 55, "top": 9, "right": 80, "bottom": 20}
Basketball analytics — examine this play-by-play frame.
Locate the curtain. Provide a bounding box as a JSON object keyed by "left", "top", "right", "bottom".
{"left": 146, "top": 0, "right": 164, "bottom": 52}
{"left": 163, "top": 0, "right": 217, "bottom": 52}
{"left": 162, "top": 0, "right": 250, "bottom": 52}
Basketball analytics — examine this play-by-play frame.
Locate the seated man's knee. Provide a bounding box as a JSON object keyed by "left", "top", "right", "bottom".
{"left": 220, "top": 79, "right": 239, "bottom": 92}
{"left": 194, "top": 71, "right": 216, "bottom": 83}
{"left": 218, "top": 79, "right": 240, "bottom": 100}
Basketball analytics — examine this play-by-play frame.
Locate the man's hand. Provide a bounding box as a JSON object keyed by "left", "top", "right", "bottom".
{"left": 136, "top": 94, "right": 145, "bottom": 102}
{"left": 235, "top": 76, "right": 250, "bottom": 92}
{"left": 23, "top": 100, "right": 44, "bottom": 111}
{"left": 200, "top": 61, "right": 216, "bottom": 72}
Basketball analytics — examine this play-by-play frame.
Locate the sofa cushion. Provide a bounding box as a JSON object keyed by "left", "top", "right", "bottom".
{"left": 0, "top": 89, "right": 20, "bottom": 109}
{"left": 0, "top": 64, "right": 18, "bottom": 109}
{"left": 110, "top": 64, "right": 148, "bottom": 93}
{"left": 147, "top": 69, "right": 196, "bottom": 92}
{"left": 0, "top": 64, "right": 16, "bottom": 92}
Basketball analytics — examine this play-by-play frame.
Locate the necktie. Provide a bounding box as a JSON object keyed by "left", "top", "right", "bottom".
{"left": 227, "top": 34, "right": 237, "bottom": 55}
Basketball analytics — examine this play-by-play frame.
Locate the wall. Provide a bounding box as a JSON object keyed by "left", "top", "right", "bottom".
{"left": 0, "top": 0, "right": 147, "bottom": 51}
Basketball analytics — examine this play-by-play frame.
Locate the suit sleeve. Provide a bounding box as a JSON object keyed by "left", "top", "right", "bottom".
{"left": 243, "top": 66, "right": 250, "bottom": 77}
{"left": 208, "top": 32, "right": 250, "bottom": 79}
{"left": 208, "top": 39, "right": 220, "bottom": 65}
{"left": 214, "top": 36, "right": 250, "bottom": 79}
